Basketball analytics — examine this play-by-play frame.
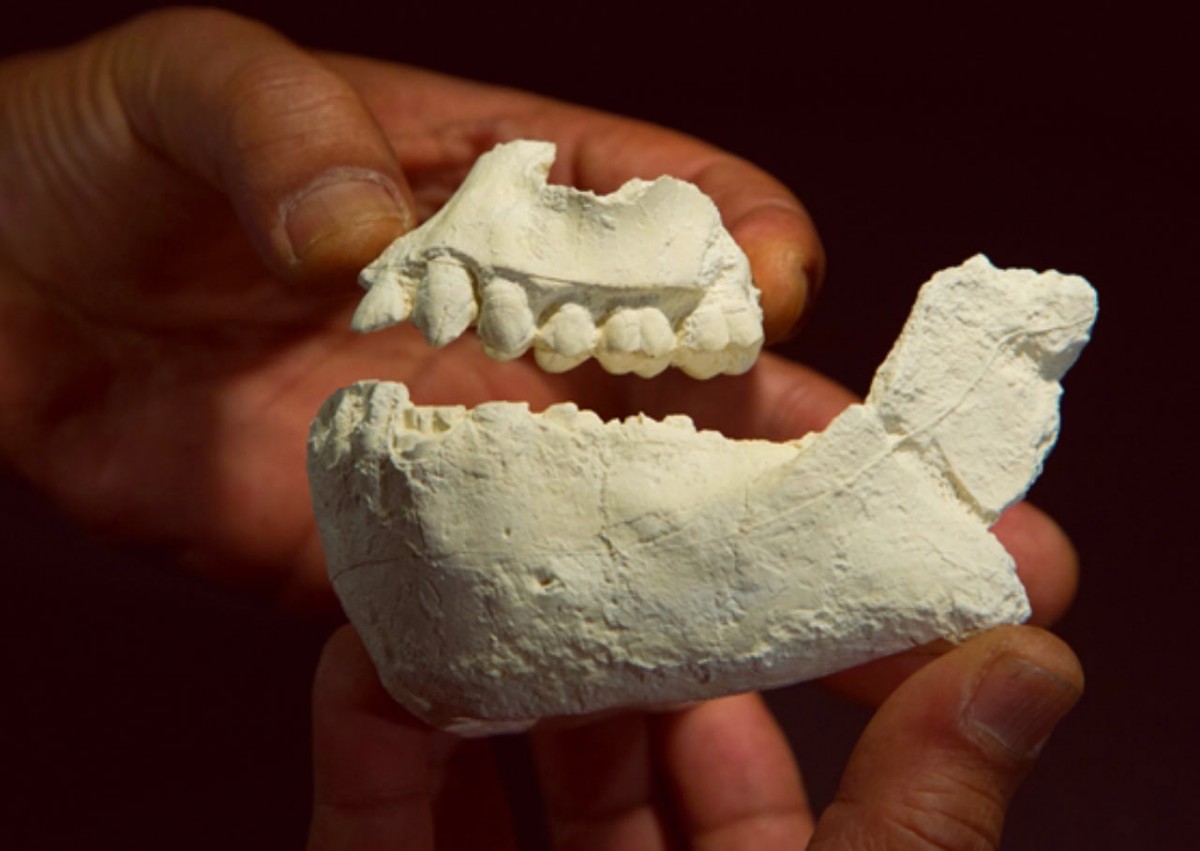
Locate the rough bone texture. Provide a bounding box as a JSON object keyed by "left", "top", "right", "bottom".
{"left": 353, "top": 140, "right": 763, "bottom": 379}
{"left": 310, "top": 255, "right": 1097, "bottom": 735}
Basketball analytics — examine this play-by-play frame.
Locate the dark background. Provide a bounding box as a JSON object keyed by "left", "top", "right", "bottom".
{"left": 3, "top": 4, "right": 1195, "bottom": 848}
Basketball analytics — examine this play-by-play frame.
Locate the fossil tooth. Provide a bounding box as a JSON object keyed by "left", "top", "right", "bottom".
{"left": 534, "top": 303, "right": 597, "bottom": 373}
{"left": 596, "top": 307, "right": 675, "bottom": 377}
{"left": 353, "top": 139, "right": 763, "bottom": 377}
{"left": 411, "top": 258, "right": 478, "bottom": 347}
{"left": 311, "top": 255, "right": 1097, "bottom": 735}
{"left": 630, "top": 308, "right": 677, "bottom": 378}
{"left": 477, "top": 277, "right": 536, "bottom": 360}
{"left": 726, "top": 308, "right": 764, "bottom": 350}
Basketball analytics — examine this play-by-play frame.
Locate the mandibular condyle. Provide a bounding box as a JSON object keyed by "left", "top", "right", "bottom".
{"left": 307, "top": 140, "right": 1098, "bottom": 735}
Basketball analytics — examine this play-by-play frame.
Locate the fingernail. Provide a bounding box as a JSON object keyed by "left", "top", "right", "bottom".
{"left": 966, "top": 655, "right": 1080, "bottom": 757}
{"left": 282, "top": 168, "right": 411, "bottom": 263}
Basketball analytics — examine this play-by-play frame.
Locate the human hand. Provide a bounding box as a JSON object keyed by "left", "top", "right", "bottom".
{"left": 0, "top": 7, "right": 822, "bottom": 609}
{"left": 0, "top": 7, "right": 1077, "bottom": 686}
{"left": 308, "top": 623, "right": 1082, "bottom": 849}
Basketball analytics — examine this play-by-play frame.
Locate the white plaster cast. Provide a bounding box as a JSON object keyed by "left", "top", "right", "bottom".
{"left": 310, "top": 255, "right": 1097, "bottom": 735}
{"left": 352, "top": 140, "right": 763, "bottom": 379}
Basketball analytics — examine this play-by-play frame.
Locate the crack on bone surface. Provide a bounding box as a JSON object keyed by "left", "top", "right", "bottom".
{"left": 352, "top": 140, "right": 763, "bottom": 379}
{"left": 312, "top": 255, "right": 1097, "bottom": 736}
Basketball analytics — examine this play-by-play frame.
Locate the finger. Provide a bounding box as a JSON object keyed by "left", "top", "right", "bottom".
{"left": 107, "top": 8, "right": 414, "bottom": 283}
{"left": 654, "top": 694, "right": 814, "bottom": 850}
{"left": 991, "top": 501, "right": 1079, "bottom": 627}
{"left": 321, "top": 58, "right": 822, "bottom": 341}
{"left": 308, "top": 625, "right": 437, "bottom": 851}
{"left": 530, "top": 713, "right": 675, "bottom": 850}
{"left": 808, "top": 626, "right": 1082, "bottom": 850}
{"left": 429, "top": 735, "right": 519, "bottom": 851}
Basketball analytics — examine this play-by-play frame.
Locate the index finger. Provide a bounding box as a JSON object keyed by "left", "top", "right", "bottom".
{"left": 322, "top": 57, "right": 823, "bottom": 342}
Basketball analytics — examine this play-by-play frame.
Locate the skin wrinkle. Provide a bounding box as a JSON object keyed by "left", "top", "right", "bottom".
{"left": 225, "top": 83, "right": 369, "bottom": 167}
{"left": 107, "top": 19, "right": 225, "bottom": 190}
{"left": 896, "top": 770, "right": 1008, "bottom": 850}
{"left": 0, "top": 60, "right": 97, "bottom": 279}
{"left": 880, "top": 804, "right": 997, "bottom": 851}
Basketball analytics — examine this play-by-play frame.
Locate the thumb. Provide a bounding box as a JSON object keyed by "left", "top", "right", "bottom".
{"left": 2, "top": 8, "right": 413, "bottom": 289}
{"left": 111, "top": 8, "right": 415, "bottom": 281}
{"left": 809, "top": 626, "right": 1083, "bottom": 850}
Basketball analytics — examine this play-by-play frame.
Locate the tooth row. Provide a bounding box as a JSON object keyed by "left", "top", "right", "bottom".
{"left": 540, "top": 298, "right": 760, "bottom": 379}
{"left": 401, "top": 264, "right": 762, "bottom": 379}
{"left": 341, "top": 382, "right": 701, "bottom": 445}
{"left": 397, "top": 398, "right": 699, "bottom": 437}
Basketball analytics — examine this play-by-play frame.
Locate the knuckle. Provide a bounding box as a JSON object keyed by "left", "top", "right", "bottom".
{"left": 218, "top": 55, "right": 359, "bottom": 161}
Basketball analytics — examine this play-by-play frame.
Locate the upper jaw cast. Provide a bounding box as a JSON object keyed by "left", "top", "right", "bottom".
{"left": 352, "top": 140, "right": 765, "bottom": 379}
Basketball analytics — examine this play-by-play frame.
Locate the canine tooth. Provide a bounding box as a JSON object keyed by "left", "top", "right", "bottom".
{"left": 477, "top": 278, "right": 535, "bottom": 359}
{"left": 310, "top": 256, "right": 1097, "bottom": 734}
{"left": 353, "top": 140, "right": 764, "bottom": 377}
{"left": 412, "top": 259, "right": 478, "bottom": 347}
